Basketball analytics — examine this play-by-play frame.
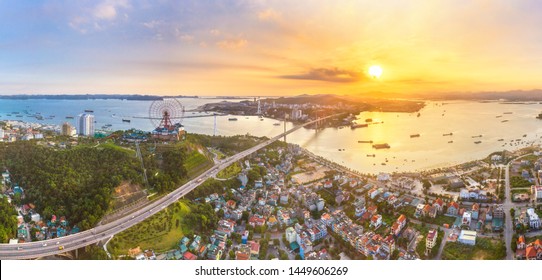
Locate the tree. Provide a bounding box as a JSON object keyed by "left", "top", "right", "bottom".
{"left": 229, "top": 250, "right": 236, "bottom": 259}
{"left": 0, "top": 197, "right": 17, "bottom": 243}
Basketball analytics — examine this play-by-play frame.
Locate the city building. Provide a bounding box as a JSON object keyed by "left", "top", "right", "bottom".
{"left": 61, "top": 122, "right": 75, "bottom": 136}
{"left": 527, "top": 208, "right": 540, "bottom": 229}
{"left": 458, "top": 230, "right": 477, "bottom": 245}
{"left": 77, "top": 113, "right": 95, "bottom": 136}
{"left": 534, "top": 185, "right": 542, "bottom": 201}
{"left": 426, "top": 229, "right": 438, "bottom": 255}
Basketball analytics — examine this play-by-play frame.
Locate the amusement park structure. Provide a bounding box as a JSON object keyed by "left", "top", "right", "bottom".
{"left": 149, "top": 99, "right": 186, "bottom": 141}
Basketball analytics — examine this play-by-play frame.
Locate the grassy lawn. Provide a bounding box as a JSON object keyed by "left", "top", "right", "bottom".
{"left": 216, "top": 162, "right": 242, "bottom": 179}
{"left": 431, "top": 215, "right": 456, "bottom": 226}
{"left": 510, "top": 176, "right": 532, "bottom": 189}
{"left": 442, "top": 238, "right": 506, "bottom": 260}
{"left": 184, "top": 150, "right": 213, "bottom": 178}
{"left": 107, "top": 201, "right": 192, "bottom": 255}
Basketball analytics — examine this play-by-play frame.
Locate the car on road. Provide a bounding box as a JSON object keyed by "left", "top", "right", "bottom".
{"left": 17, "top": 247, "right": 22, "bottom": 250}
{"left": 42, "top": 243, "right": 47, "bottom": 247}
{"left": 56, "top": 241, "right": 60, "bottom": 245}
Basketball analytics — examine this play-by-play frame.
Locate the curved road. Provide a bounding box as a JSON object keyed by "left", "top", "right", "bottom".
{"left": 0, "top": 115, "right": 338, "bottom": 260}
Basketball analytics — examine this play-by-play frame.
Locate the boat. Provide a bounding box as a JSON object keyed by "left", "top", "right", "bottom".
{"left": 84, "top": 109, "right": 94, "bottom": 113}
{"left": 381, "top": 163, "right": 386, "bottom": 166}
{"left": 15, "top": 115, "right": 23, "bottom": 117}
{"left": 498, "top": 139, "right": 504, "bottom": 141}
{"left": 122, "top": 119, "right": 131, "bottom": 123}
{"left": 496, "top": 115, "right": 502, "bottom": 118}
{"left": 6, "top": 114, "right": 11, "bottom": 116}
{"left": 350, "top": 123, "right": 368, "bottom": 129}
{"left": 417, "top": 113, "right": 421, "bottom": 117}
{"left": 501, "top": 120, "right": 508, "bottom": 123}
{"left": 443, "top": 133, "right": 453, "bottom": 136}
{"left": 448, "top": 141, "right": 453, "bottom": 143}
{"left": 523, "top": 134, "right": 527, "bottom": 137}
{"left": 503, "top": 112, "right": 513, "bottom": 114}
{"left": 365, "top": 118, "right": 373, "bottom": 122}
{"left": 273, "top": 123, "right": 281, "bottom": 126}
{"left": 536, "top": 113, "right": 542, "bottom": 119}
{"left": 366, "top": 154, "right": 376, "bottom": 157}
{"left": 66, "top": 116, "right": 74, "bottom": 119}
{"left": 228, "top": 118, "right": 238, "bottom": 121}
{"left": 474, "top": 141, "right": 482, "bottom": 144}
{"left": 471, "top": 135, "right": 483, "bottom": 138}
{"left": 372, "top": 143, "right": 390, "bottom": 149}
{"left": 410, "top": 134, "right": 420, "bottom": 138}
{"left": 358, "top": 140, "right": 373, "bottom": 144}
{"left": 260, "top": 119, "right": 264, "bottom": 121}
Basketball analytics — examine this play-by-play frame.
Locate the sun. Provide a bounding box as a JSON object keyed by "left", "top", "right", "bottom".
{"left": 368, "top": 65, "right": 383, "bottom": 78}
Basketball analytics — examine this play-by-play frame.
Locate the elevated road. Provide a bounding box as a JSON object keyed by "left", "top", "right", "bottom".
{"left": 0, "top": 114, "right": 338, "bottom": 259}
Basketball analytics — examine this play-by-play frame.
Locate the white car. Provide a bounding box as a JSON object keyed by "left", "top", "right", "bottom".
{"left": 43, "top": 243, "right": 47, "bottom": 247}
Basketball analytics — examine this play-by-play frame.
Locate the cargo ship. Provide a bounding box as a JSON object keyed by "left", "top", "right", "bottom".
{"left": 372, "top": 143, "right": 390, "bottom": 149}
{"left": 351, "top": 123, "right": 368, "bottom": 129}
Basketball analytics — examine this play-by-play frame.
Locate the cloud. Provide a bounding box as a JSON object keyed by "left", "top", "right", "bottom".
{"left": 216, "top": 38, "right": 248, "bottom": 50}
{"left": 258, "top": 8, "right": 281, "bottom": 21}
{"left": 69, "top": 0, "right": 130, "bottom": 33}
{"left": 94, "top": 0, "right": 129, "bottom": 20}
{"left": 142, "top": 20, "right": 164, "bottom": 29}
{"left": 280, "top": 68, "right": 364, "bottom": 83}
{"left": 178, "top": 34, "right": 194, "bottom": 43}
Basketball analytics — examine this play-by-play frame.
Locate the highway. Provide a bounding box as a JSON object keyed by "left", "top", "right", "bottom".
{"left": 0, "top": 114, "right": 337, "bottom": 260}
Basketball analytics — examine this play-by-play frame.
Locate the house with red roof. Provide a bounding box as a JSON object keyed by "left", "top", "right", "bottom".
{"left": 447, "top": 202, "right": 459, "bottom": 216}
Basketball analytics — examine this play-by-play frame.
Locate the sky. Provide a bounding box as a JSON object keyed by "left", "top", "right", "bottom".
{"left": 1, "top": 0, "right": 542, "bottom": 96}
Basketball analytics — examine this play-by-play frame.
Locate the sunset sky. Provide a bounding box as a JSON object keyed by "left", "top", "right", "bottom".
{"left": 1, "top": 0, "right": 542, "bottom": 96}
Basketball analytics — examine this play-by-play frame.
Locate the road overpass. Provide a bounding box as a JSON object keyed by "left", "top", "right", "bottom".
{"left": 0, "top": 114, "right": 339, "bottom": 260}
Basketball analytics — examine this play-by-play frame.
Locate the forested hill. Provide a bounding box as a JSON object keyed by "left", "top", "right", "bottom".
{"left": 0, "top": 142, "right": 144, "bottom": 229}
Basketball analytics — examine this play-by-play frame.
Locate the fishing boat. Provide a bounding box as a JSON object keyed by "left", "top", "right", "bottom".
{"left": 351, "top": 123, "right": 368, "bottom": 129}
{"left": 372, "top": 143, "right": 390, "bottom": 149}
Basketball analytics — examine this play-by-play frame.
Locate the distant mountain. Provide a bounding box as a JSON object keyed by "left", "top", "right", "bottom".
{"left": 263, "top": 94, "right": 355, "bottom": 106}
